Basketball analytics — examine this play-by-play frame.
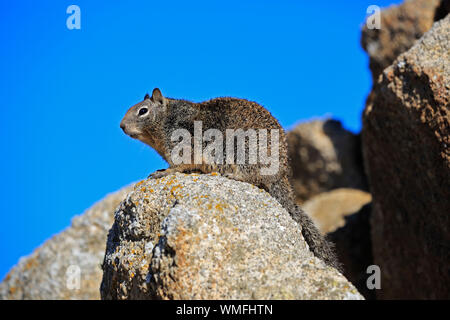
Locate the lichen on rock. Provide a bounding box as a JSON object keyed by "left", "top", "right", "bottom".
{"left": 100, "top": 173, "right": 363, "bottom": 300}
{"left": 362, "top": 14, "right": 450, "bottom": 299}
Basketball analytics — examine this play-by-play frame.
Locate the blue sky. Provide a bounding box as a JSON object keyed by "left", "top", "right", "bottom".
{"left": 0, "top": 0, "right": 402, "bottom": 279}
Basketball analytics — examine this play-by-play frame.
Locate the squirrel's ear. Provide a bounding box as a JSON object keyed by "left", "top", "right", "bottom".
{"left": 144, "top": 93, "right": 150, "bottom": 100}
{"left": 151, "top": 88, "right": 165, "bottom": 104}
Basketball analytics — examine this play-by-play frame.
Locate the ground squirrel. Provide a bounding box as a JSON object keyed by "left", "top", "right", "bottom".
{"left": 120, "top": 88, "right": 341, "bottom": 270}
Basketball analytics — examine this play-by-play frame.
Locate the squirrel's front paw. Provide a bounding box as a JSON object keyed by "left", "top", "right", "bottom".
{"left": 148, "top": 169, "right": 171, "bottom": 179}
{"left": 222, "top": 172, "right": 245, "bottom": 181}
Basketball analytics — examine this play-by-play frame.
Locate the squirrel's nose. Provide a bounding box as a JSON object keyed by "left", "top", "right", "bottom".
{"left": 120, "top": 121, "right": 126, "bottom": 132}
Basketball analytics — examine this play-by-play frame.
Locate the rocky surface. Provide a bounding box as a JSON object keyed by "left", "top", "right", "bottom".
{"left": 100, "top": 173, "right": 363, "bottom": 300}
{"left": 302, "top": 188, "right": 371, "bottom": 234}
{"left": 361, "top": 0, "right": 445, "bottom": 82}
{"left": 302, "top": 190, "right": 374, "bottom": 299}
{"left": 362, "top": 15, "right": 450, "bottom": 299}
{"left": 329, "top": 204, "right": 374, "bottom": 300}
{"left": 287, "top": 119, "right": 367, "bottom": 203}
{"left": 0, "top": 186, "right": 132, "bottom": 300}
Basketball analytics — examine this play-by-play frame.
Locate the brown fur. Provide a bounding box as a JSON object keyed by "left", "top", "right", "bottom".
{"left": 120, "top": 88, "right": 341, "bottom": 271}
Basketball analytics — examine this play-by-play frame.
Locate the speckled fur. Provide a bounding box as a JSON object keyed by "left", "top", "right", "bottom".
{"left": 120, "top": 88, "right": 341, "bottom": 270}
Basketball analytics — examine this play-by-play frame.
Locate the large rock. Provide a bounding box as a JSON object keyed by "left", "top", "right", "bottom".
{"left": 361, "top": 0, "right": 446, "bottom": 82}
{"left": 302, "top": 190, "right": 374, "bottom": 299}
{"left": 302, "top": 188, "right": 371, "bottom": 234}
{"left": 0, "top": 186, "right": 132, "bottom": 300}
{"left": 362, "top": 16, "right": 450, "bottom": 299}
{"left": 328, "top": 204, "right": 375, "bottom": 300}
{"left": 287, "top": 119, "right": 367, "bottom": 203}
{"left": 100, "top": 173, "right": 363, "bottom": 300}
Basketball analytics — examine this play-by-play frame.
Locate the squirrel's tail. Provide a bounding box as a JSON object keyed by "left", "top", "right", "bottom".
{"left": 290, "top": 204, "right": 342, "bottom": 272}
{"left": 267, "top": 177, "right": 342, "bottom": 272}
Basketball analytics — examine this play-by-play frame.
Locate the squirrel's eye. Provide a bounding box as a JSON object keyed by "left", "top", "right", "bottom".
{"left": 138, "top": 108, "right": 148, "bottom": 116}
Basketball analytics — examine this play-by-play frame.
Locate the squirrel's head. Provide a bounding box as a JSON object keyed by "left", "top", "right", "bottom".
{"left": 120, "top": 88, "right": 168, "bottom": 148}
